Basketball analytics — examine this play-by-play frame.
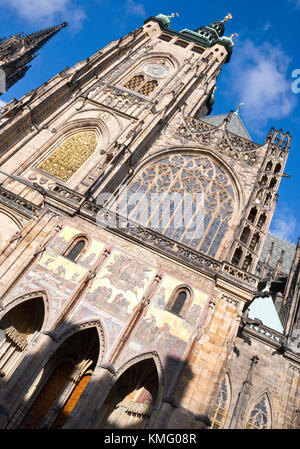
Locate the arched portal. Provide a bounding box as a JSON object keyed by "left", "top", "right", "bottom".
{"left": 17, "top": 326, "right": 100, "bottom": 429}
{"left": 0, "top": 297, "right": 44, "bottom": 379}
{"left": 98, "top": 358, "right": 160, "bottom": 429}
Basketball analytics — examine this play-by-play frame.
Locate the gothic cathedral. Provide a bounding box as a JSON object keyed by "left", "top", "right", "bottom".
{"left": 0, "top": 13, "right": 299, "bottom": 430}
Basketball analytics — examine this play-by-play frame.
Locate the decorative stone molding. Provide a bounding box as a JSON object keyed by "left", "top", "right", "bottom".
{"left": 117, "top": 397, "right": 153, "bottom": 417}
{"left": 3, "top": 326, "right": 27, "bottom": 350}
{"left": 0, "top": 186, "right": 41, "bottom": 217}
{"left": 177, "top": 116, "right": 260, "bottom": 166}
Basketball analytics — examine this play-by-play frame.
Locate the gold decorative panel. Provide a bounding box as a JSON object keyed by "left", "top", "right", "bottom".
{"left": 38, "top": 131, "right": 98, "bottom": 181}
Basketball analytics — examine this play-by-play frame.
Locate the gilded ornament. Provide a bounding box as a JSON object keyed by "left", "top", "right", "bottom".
{"left": 38, "top": 131, "right": 97, "bottom": 181}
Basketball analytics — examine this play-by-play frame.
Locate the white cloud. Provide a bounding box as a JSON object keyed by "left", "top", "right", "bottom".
{"left": 0, "top": 0, "right": 86, "bottom": 32}
{"left": 125, "top": 0, "right": 146, "bottom": 17}
{"left": 264, "top": 22, "right": 271, "bottom": 31}
{"left": 226, "top": 40, "right": 296, "bottom": 129}
{"left": 270, "top": 207, "right": 298, "bottom": 242}
{"left": 0, "top": 100, "right": 6, "bottom": 108}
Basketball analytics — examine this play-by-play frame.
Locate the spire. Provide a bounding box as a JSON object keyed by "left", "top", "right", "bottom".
{"left": 0, "top": 22, "right": 68, "bottom": 95}
{"left": 23, "top": 22, "right": 68, "bottom": 54}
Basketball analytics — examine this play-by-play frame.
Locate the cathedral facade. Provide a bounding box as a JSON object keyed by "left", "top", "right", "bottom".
{"left": 0, "top": 13, "right": 299, "bottom": 430}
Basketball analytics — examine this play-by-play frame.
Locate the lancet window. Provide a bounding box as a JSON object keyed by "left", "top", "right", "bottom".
{"left": 63, "top": 236, "right": 88, "bottom": 263}
{"left": 167, "top": 287, "right": 192, "bottom": 319}
{"left": 123, "top": 74, "right": 158, "bottom": 96}
{"left": 210, "top": 375, "right": 231, "bottom": 429}
{"left": 245, "top": 395, "right": 271, "bottom": 429}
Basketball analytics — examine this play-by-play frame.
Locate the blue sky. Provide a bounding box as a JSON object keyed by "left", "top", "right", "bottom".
{"left": 0, "top": 0, "right": 299, "bottom": 244}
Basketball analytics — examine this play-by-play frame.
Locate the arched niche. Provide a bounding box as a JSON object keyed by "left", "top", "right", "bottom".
{"left": 0, "top": 210, "right": 21, "bottom": 251}
{"left": 0, "top": 296, "right": 45, "bottom": 380}
{"left": 110, "top": 149, "right": 241, "bottom": 259}
{"left": 16, "top": 326, "right": 101, "bottom": 429}
{"left": 31, "top": 119, "right": 110, "bottom": 190}
{"left": 97, "top": 357, "right": 161, "bottom": 429}
{"left": 37, "top": 129, "right": 98, "bottom": 182}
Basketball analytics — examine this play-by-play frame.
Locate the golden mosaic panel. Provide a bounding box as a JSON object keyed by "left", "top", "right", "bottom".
{"left": 38, "top": 131, "right": 98, "bottom": 181}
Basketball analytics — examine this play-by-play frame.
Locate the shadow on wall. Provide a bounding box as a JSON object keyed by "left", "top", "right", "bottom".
{"left": 0, "top": 297, "right": 210, "bottom": 430}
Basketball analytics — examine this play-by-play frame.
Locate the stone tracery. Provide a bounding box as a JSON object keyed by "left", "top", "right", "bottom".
{"left": 112, "top": 153, "right": 236, "bottom": 258}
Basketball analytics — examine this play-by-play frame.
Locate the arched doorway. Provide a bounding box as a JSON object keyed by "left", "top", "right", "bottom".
{"left": 17, "top": 326, "right": 100, "bottom": 429}
{"left": 0, "top": 297, "right": 44, "bottom": 380}
{"left": 98, "top": 358, "right": 160, "bottom": 429}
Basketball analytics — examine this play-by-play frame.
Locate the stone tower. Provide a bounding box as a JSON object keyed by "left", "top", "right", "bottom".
{"left": 0, "top": 13, "right": 299, "bottom": 430}
{"left": 0, "top": 22, "right": 67, "bottom": 95}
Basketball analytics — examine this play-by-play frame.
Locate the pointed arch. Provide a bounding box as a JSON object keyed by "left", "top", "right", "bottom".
{"left": 110, "top": 148, "right": 243, "bottom": 260}
{"left": 96, "top": 352, "right": 164, "bottom": 429}
{"left": 210, "top": 373, "right": 232, "bottom": 429}
{"left": 166, "top": 284, "right": 193, "bottom": 319}
{"left": 0, "top": 292, "right": 47, "bottom": 380}
{"left": 14, "top": 323, "right": 104, "bottom": 429}
{"left": 29, "top": 118, "right": 111, "bottom": 189}
{"left": 244, "top": 392, "right": 273, "bottom": 429}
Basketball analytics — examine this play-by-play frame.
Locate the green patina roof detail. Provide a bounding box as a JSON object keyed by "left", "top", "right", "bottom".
{"left": 146, "top": 15, "right": 234, "bottom": 62}
{"left": 155, "top": 14, "right": 171, "bottom": 28}
{"left": 201, "top": 112, "right": 252, "bottom": 140}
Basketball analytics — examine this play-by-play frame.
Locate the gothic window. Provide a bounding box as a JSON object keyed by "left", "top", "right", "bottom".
{"left": 248, "top": 207, "right": 258, "bottom": 223}
{"left": 269, "top": 177, "right": 277, "bottom": 189}
{"left": 38, "top": 131, "right": 98, "bottom": 182}
{"left": 274, "top": 163, "right": 281, "bottom": 174}
{"left": 232, "top": 247, "right": 243, "bottom": 266}
{"left": 111, "top": 154, "right": 235, "bottom": 258}
{"left": 245, "top": 395, "right": 271, "bottom": 429}
{"left": 242, "top": 254, "right": 252, "bottom": 271}
{"left": 124, "top": 74, "right": 145, "bottom": 91}
{"left": 167, "top": 287, "right": 192, "bottom": 319}
{"left": 138, "top": 79, "right": 158, "bottom": 96}
{"left": 63, "top": 236, "right": 88, "bottom": 263}
{"left": 264, "top": 193, "right": 272, "bottom": 207}
{"left": 123, "top": 74, "right": 158, "bottom": 96}
{"left": 257, "top": 213, "right": 266, "bottom": 230}
{"left": 210, "top": 374, "right": 231, "bottom": 429}
{"left": 249, "top": 233, "right": 260, "bottom": 251}
{"left": 261, "top": 175, "right": 268, "bottom": 186}
{"left": 240, "top": 226, "right": 250, "bottom": 244}
{"left": 265, "top": 161, "right": 273, "bottom": 172}
{"left": 0, "top": 298, "right": 44, "bottom": 380}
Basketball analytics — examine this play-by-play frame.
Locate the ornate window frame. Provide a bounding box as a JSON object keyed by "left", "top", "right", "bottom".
{"left": 109, "top": 148, "right": 241, "bottom": 260}
{"left": 62, "top": 234, "right": 90, "bottom": 263}
{"left": 166, "top": 285, "right": 193, "bottom": 319}
{"left": 114, "top": 53, "right": 178, "bottom": 100}
{"left": 210, "top": 373, "right": 231, "bottom": 429}
{"left": 244, "top": 393, "right": 272, "bottom": 429}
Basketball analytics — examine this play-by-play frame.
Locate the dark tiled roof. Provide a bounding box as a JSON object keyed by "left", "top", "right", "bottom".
{"left": 259, "top": 233, "right": 296, "bottom": 275}
{"left": 201, "top": 112, "right": 252, "bottom": 140}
